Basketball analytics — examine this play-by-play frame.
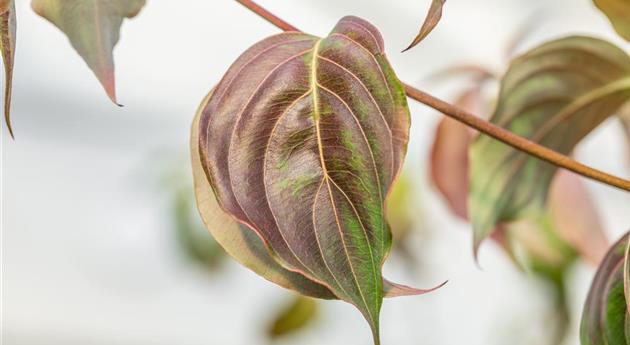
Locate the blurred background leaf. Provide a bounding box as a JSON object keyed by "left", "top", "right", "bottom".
{"left": 267, "top": 295, "right": 319, "bottom": 341}
{"left": 171, "top": 183, "right": 226, "bottom": 271}
{"left": 593, "top": 0, "right": 630, "bottom": 41}
{"left": 469, "top": 36, "right": 630, "bottom": 253}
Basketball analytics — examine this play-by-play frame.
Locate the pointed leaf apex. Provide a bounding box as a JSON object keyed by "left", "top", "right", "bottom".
{"left": 383, "top": 278, "right": 447, "bottom": 298}
{"left": 96, "top": 69, "right": 118, "bottom": 105}
{"left": 402, "top": 0, "right": 446, "bottom": 52}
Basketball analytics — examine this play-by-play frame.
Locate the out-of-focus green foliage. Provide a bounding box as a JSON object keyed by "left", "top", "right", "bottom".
{"left": 171, "top": 186, "right": 225, "bottom": 270}
{"left": 268, "top": 295, "right": 319, "bottom": 340}
{"left": 470, "top": 36, "right": 630, "bottom": 254}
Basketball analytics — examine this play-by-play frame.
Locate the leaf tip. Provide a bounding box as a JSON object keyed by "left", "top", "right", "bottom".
{"left": 403, "top": 0, "right": 446, "bottom": 52}
{"left": 4, "top": 109, "right": 14, "bottom": 139}
{"left": 383, "top": 278, "right": 447, "bottom": 298}
{"left": 100, "top": 74, "right": 118, "bottom": 105}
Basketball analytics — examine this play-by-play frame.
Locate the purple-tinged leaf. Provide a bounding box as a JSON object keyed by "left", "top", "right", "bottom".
{"left": 191, "top": 92, "right": 335, "bottom": 300}
{"left": 548, "top": 171, "right": 609, "bottom": 266}
{"left": 194, "top": 17, "right": 442, "bottom": 344}
{"left": 31, "top": 0, "right": 145, "bottom": 104}
{"left": 580, "top": 232, "right": 630, "bottom": 345}
{"left": 403, "top": 0, "right": 446, "bottom": 52}
{"left": 470, "top": 36, "right": 630, "bottom": 255}
{"left": 0, "top": 0, "right": 15, "bottom": 138}
{"left": 429, "top": 88, "right": 485, "bottom": 220}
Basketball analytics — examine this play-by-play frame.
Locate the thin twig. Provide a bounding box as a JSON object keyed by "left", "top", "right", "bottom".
{"left": 234, "top": 0, "right": 630, "bottom": 192}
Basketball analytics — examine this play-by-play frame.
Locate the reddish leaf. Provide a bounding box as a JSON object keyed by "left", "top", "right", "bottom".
{"left": 429, "top": 88, "right": 486, "bottom": 219}
{"left": 403, "top": 0, "right": 446, "bottom": 52}
{"left": 191, "top": 91, "right": 335, "bottom": 300}
{"left": 31, "top": 0, "right": 145, "bottom": 104}
{"left": 193, "top": 17, "right": 442, "bottom": 344}
{"left": 548, "top": 171, "right": 608, "bottom": 266}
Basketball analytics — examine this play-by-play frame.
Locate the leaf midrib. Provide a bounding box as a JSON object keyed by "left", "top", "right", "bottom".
{"left": 310, "top": 38, "right": 379, "bottom": 324}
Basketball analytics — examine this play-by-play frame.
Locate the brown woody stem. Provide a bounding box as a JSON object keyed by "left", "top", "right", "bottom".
{"left": 235, "top": 0, "right": 630, "bottom": 192}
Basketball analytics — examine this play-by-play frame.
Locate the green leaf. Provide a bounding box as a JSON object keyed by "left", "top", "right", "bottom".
{"left": 31, "top": 0, "right": 145, "bottom": 104}
{"left": 193, "top": 16, "right": 442, "bottom": 344}
{"left": 268, "top": 295, "right": 319, "bottom": 339}
{"left": 470, "top": 36, "right": 630, "bottom": 254}
{"left": 385, "top": 172, "right": 416, "bottom": 244}
{"left": 593, "top": 0, "right": 630, "bottom": 41}
{"left": 0, "top": 0, "right": 15, "bottom": 138}
{"left": 581, "top": 232, "right": 630, "bottom": 345}
{"left": 172, "top": 184, "right": 225, "bottom": 271}
{"left": 403, "top": 0, "right": 445, "bottom": 52}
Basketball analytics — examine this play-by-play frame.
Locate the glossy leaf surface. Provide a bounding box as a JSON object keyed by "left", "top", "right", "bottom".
{"left": 195, "top": 16, "right": 440, "bottom": 344}
{"left": 403, "top": 0, "right": 445, "bottom": 52}
{"left": 470, "top": 36, "right": 630, "bottom": 252}
{"left": 31, "top": 0, "right": 145, "bottom": 103}
{"left": 581, "top": 232, "right": 630, "bottom": 345}
{"left": 0, "top": 0, "right": 15, "bottom": 137}
{"left": 594, "top": 0, "right": 630, "bottom": 41}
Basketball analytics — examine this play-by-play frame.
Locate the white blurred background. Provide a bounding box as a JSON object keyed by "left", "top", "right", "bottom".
{"left": 2, "top": 0, "right": 630, "bottom": 344}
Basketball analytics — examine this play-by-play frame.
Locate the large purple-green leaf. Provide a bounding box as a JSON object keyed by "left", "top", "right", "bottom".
{"left": 31, "top": 0, "right": 145, "bottom": 104}
{"left": 193, "top": 92, "right": 440, "bottom": 301}
{"left": 0, "top": 0, "right": 15, "bottom": 137}
{"left": 581, "top": 232, "right": 630, "bottom": 345}
{"left": 194, "top": 16, "right": 441, "bottom": 344}
{"left": 470, "top": 36, "right": 630, "bottom": 254}
{"left": 593, "top": 0, "right": 630, "bottom": 41}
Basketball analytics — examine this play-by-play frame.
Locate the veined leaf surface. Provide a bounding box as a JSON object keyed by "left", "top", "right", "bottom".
{"left": 581, "top": 232, "right": 630, "bottom": 345}
{"left": 470, "top": 36, "right": 630, "bottom": 253}
{"left": 31, "top": 0, "right": 145, "bottom": 103}
{"left": 194, "top": 16, "right": 441, "bottom": 344}
{"left": 593, "top": 0, "right": 630, "bottom": 41}
{"left": 191, "top": 93, "right": 335, "bottom": 300}
{"left": 0, "top": 0, "right": 15, "bottom": 137}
